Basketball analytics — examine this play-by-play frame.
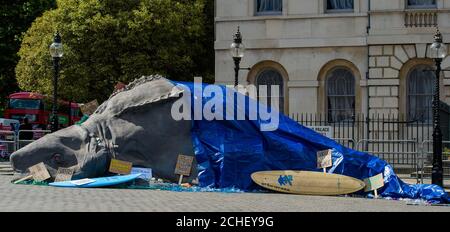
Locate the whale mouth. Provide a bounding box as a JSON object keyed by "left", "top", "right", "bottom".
{"left": 11, "top": 153, "right": 79, "bottom": 180}
{"left": 10, "top": 126, "right": 87, "bottom": 180}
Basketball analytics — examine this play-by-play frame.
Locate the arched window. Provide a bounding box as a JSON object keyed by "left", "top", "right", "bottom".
{"left": 407, "top": 64, "right": 435, "bottom": 122}
{"left": 256, "top": 69, "right": 284, "bottom": 113}
{"left": 326, "top": 67, "right": 355, "bottom": 122}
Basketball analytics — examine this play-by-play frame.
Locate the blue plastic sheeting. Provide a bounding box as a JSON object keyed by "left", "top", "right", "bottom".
{"left": 174, "top": 81, "right": 449, "bottom": 203}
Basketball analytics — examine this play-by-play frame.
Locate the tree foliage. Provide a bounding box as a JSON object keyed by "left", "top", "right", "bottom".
{"left": 0, "top": 0, "right": 56, "bottom": 114}
{"left": 16, "top": 0, "right": 214, "bottom": 103}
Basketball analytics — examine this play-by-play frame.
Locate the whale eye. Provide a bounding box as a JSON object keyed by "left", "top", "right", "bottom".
{"left": 52, "top": 153, "right": 64, "bottom": 164}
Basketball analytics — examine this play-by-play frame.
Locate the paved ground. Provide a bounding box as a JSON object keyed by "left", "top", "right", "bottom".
{"left": 0, "top": 175, "right": 449, "bottom": 212}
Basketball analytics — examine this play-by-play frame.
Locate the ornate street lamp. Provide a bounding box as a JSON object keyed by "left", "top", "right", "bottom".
{"left": 49, "top": 31, "right": 63, "bottom": 132}
{"left": 230, "top": 26, "right": 245, "bottom": 87}
{"left": 428, "top": 28, "right": 448, "bottom": 187}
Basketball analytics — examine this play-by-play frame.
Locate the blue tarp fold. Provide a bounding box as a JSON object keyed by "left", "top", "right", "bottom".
{"left": 175, "top": 81, "right": 449, "bottom": 203}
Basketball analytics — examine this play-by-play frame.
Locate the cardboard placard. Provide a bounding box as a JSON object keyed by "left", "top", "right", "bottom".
{"left": 80, "top": 100, "right": 99, "bottom": 115}
{"left": 28, "top": 162, "right": 51, "bottom": 181}
{"left": 109, "top": 159, "right": 132, "bottom": 175}
{"left": 317, "top": 149, "right": 333, "bottom": 169}
{"left": 174, "top": 155, "right": 194, "bottom": 176}
{"left": 54, "top": 167, "right": 74, "bottom": 182}
{"left": 364, "top": 173, "right": 384, "bottom": 192}
{"left": 131, "top": 167, "right": 152, "bottom": 180}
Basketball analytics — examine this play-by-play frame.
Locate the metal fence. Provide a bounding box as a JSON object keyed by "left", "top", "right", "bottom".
{"left": 16, "top": 130, "right": 51, "bottom": 150}
{"left": 0, "top": 130, "right": 17, "bottom": 160}
{"left": 0, "top": 130, "right": 51, "bottom": 160}
{"left": 419, "top": 140, "right": 450, "bottom": 184}
{"left": 291, "top": 113, "right": 434, "bottom": 173}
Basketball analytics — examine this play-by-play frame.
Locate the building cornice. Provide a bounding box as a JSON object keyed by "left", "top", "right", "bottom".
{"left": 215, "top": 13, "right": 368, "bottom": 23}
{"left": 368, "top": 9, "right": 450, "bottom": 14}
{"left": 215, "top": 37, "right": 368, "bottom": 50}
{"left": 368, "top": 34, "right": 450, "bottom": 45}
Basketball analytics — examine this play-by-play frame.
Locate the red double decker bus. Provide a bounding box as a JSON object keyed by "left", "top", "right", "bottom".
{"left": 3, "top": 92, "right": 82, "bottom": 129}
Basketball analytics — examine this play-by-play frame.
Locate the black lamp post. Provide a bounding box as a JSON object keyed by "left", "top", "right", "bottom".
{"left": 49, "top": 32, "right": 63, "bottom": 132}
{"left": 230, "top": 26, "right": 245, "bottom": 87}
{"left": 429, "top": 29, "right": 448, "bottom": 187}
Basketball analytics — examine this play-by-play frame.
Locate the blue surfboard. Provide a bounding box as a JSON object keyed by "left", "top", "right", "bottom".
{"left": 49, "top": 174, "right": 142, "bottom": 188}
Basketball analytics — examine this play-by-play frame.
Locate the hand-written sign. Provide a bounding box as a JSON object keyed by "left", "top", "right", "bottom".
{"left": 109, "top": 159, "right": 132, "bottom": 175}
{"left": 80, "top": 100, "right": 99, "bottom": 115}
{"left": 28, "top": 162, "right": 51, "bottom": 181}
{"left": 317, "top": 149, "right": 333, "bottom": 169}
{"left": 364, "top": 173, "right": 384, "bottom": 192}
{"left": 54, "top": 168, "right": 74, "bottom": 182}
{"left": 175, "top": 155, "right": 194, "bottom": 176}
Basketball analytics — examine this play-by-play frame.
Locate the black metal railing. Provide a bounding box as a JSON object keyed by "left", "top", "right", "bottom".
{"left": 439, "top": 101, "right": 450, "bottom": 142}
{"left": 290, "top": 112, "right": 434, "bottom": 171}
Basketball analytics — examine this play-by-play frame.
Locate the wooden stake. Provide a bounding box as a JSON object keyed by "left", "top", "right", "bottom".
{"left": 13, "top": 175, "right": 33, "bottom": 184}
{"left": 374, "top": 189, "right": 378, "bottom": 198}
{"left": 178, "top": 175, "right": 183, "bottom": 185}
{"left": 323, "top": 168, "right": 326, "bottom": 174}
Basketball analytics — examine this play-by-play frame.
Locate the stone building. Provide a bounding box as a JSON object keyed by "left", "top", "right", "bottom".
{"left": 214, "top": 0, "right": 450, "bottom": 122}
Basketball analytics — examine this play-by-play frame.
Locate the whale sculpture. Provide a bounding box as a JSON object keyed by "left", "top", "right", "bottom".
{"left": 9, "top": 75, "right": 449, "bottom": 203}
{"left": 10, "top": 75, "right": 198, "bottom": 182}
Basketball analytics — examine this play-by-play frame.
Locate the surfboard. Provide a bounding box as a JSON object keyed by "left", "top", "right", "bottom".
{"left": 49, "top": 173, "right": 142, "bottom": 188}
{"left": 251, "top": 170, "right": 365, "bottom": 196}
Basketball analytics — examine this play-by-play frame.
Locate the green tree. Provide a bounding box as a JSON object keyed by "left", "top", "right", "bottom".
{"left": 0, "top": 0, "right": 56, "bottom": 116}
{"left": 16, "top": 0, "right": 214, "bottom": 103}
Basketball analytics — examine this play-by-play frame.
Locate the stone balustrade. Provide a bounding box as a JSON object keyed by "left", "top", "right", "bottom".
{"left": 404, "top": 11, "right": 438, "bottom": 28}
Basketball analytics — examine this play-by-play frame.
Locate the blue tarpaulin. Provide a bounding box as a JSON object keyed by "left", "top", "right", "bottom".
{"left": 175, "top": 81, "right": 449, "bottom": 204}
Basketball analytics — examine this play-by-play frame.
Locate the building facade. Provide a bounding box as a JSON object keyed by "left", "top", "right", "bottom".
{"left": 214, "top": 0, "right": 450, "bottom": 122}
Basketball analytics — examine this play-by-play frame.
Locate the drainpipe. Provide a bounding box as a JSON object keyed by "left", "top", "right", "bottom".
{"left": 365, "top": 0, "right": 371, "bottom": 151}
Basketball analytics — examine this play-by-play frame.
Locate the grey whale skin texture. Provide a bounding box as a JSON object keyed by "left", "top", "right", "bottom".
{"left": 10, "top": 75, "right": 198, "bottom": 182}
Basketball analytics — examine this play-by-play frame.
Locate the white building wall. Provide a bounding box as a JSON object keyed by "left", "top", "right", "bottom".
{"left": 215, "top": 0, "right": 450, "bottom": 117}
